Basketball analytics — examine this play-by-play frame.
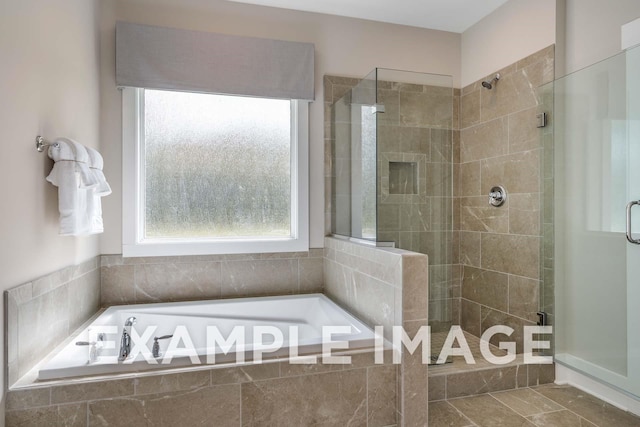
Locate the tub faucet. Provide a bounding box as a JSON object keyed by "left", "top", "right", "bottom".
{"left": 118, "top": 317, "right": 137, "bottom": 361}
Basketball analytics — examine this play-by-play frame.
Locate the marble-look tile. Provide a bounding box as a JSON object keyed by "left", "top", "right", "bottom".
{"left": 100, "top": 265, "right": 135, "bottom": 305}
{"left": 462, "top": 266, "right": 509, "bottom": 312}
{"left": 508, "top": 276, "right": 539, "bottom": 323}
{"left": 351, "top": 271, "right": 395, "bottom": 330}
{"left": 428, "top": 401, "right": 474, "bottom": 427}
{"left": 459, "top": 231, "right": 481, "bottom": 268}
{"left": 449, "top": 394, "right": 535, "bottom": 426}
{"left": 51, "top": 379, "right": 134, "bottom": 404}
{"left": 458, "top": 161, "right": 481, "bottom": 197}
{"left": 135, "top": 370, "right": 210, "bottom": 396}
{"left": 280, "top": 358, "right": 342, "bottom": 377}
{"left": 7, "top": 403, "right": 86, "bottom": 427}
{"left": 460, "top": 117, "right": 508, "bottom": 163}
{"left": 446, "top": 366, "right": 519, "bottom": 399}
{"left": 481, "top": 234, "right": 540, "bottom": 279}
{"left": 509, "top": 193, "right": 541, "bottom": 236}
{"left": 481, "top": 150, "right": 540, "bottom": 195}
{"left": 58, "top": 403, "right": 88, "bottom": 427}
{"left": 67, "top": 269, "right": 101, "bottom": 331}
{"left": 460, "top": 196, "right": 509, "bottom": 233}
{"left": 402, "top": 254, "right": 429, "bottom": 321}
{"left": 534, "top": 385, "right": 640, "bottom": 427}
{"left": 399, "top": 90, "right": 452, "bottom": 128}
{"left": 399, "top": 203, "right": 431, "bottom": 232}
{"left": 432, "top": 129, "right": 453, "bottom": 163}
{"left": 508, "top": 107, "right": 541, "bottom": 154}
{"left": 491, "top": 388, "right": 562, "bottom": 417}
{"left": 240, "top": 370, "right": 367, "bottom": 426}
{"left": 527, "top": 364, "right": 555, "bottom": 387}
{"left": 428, "top": 374, "right": 446, "bottom": 401}
{"left": 17, "top": 285, "right": 70, "bottom": 380}
{"left": 426, "top": 161, "right": 453, "bottom": 198}
{"left": 298, "top": 257, "right": 324, "bottom": 293}
{"left": 6, "top": 388, "right": 50, "bottom": 411}
{"left": 461, "top": 299, "right": 481, "bottom": 338}
{"left": 367, "top": 365, "right": 397, "bottom": 426}
{"left": 378, "top": 204, "right": 401, "bottom": 231}
{"left": 402, "top": 349, "right": 429, "bottom": 426}
{"left": 480, "top": 69, "right": 541, "bottom": 123}
{"left": 480, "top": 307, "right": 535, "bottom": 354}
{"left": 89, "top": 385, "right": 241, "bottom": 426}
{"left": 220, "top": 259, "right": 297, "bottom": 298}
{"left": 209, "top": 363, "right": 280, "bottom": 386}
{"left": 527, "top": 410, "right": 596, "bottom": 426}
{"left": 135, "top": 262, "right": 222, "bottom": 303}
{"left": 399, "top": 126, "right": 431, "bottom": 155}
{"left": 460, "top": 90, "right": 481, "bottom": 129}
{"left": 6, "top": 407, "right": 58, "bottom": 427}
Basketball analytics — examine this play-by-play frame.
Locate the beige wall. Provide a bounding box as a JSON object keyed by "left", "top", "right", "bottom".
{"left": 99, "top": 0, "right": 462, "bottom": 254}
{"left": 564, "top": 0, "right": 640, "bottom": 74}
{"left": 461, "top": 0, "right": 556, "bottom": 87}
{"left": 0, "top": 0, "right": 102, "bottom": 405}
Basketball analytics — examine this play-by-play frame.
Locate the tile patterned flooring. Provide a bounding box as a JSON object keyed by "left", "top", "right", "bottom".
{"left": 429, "top": 384, "right": 640, "bottom": 426}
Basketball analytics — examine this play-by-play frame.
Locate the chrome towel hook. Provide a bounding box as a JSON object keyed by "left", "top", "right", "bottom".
{"left": 35, "top": 136, "right": 60, "bottom": 152}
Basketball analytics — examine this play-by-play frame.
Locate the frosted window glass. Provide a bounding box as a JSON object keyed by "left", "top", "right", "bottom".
{"left": 143, "top": 90, "right": 291, "bottom": 239}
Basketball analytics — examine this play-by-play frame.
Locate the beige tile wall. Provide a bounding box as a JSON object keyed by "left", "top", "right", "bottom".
{"left": 6, "top": 352, "right": 396, "bottom": 426}
{"left": 5, "top": 258, "right": 101, "bottom": 387}
{"left": 100, "top": 250, "right": 324, "bottom": 306}
{"left": 457, "top": 45, "right": 554, "bottom": 352}
{"left": 323, "top": 236, "right": 429, "bottom": 425}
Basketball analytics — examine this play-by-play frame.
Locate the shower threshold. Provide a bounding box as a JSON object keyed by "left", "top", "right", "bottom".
{"left": 428, "top": 331, "right": 555, "bottom": 400}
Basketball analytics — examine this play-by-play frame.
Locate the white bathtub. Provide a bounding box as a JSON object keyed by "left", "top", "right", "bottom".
{"left": 38, "top": 294, "right": 376, "bottom": 380}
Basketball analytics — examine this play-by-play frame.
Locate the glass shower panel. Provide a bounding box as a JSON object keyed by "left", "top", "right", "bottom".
{"left": 375, "top": 69, "right": 454, "bottom": 332}
{"left": 333, "top": 70, "right": 377, "bottom": 240}
{"left": 554, "top": 44, "right": 640, "bottom": 396}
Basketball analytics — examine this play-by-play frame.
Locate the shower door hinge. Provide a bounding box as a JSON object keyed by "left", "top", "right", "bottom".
{"left": 536, "top": 113, "right": 547, "bottom": 128}
{"left": 536, "top": 311, "right": 548, "bottom": 326}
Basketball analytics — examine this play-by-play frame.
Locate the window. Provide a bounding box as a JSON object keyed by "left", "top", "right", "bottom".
{"left": 122, "top": 88, "right": 309, "bottom": 256}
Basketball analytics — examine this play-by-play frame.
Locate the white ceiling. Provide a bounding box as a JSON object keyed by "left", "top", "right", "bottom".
{"left": 225, "top": 0, "right": 511, "bottom": 33}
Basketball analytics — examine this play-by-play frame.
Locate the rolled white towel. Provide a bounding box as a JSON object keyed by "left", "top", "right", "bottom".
{"left": 57, "top": 138, "right": 99, "bottom": 189}
{"left": 85, "top": 146, "right": 111, "bottom": 234}
{"left": 85, "top": 146, "right": 111, "bottom": 196}
{"left": 45, "top": 139, "right": 91, "bottom": 236}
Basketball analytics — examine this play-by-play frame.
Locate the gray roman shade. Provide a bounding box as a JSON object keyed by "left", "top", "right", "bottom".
{"left": 116, "top": 21, "right": 315, "bottom": 100}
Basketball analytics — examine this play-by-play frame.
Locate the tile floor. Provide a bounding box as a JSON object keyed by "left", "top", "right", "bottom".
{"left": 429, "top": 384, "right": 640, "bottom": 426}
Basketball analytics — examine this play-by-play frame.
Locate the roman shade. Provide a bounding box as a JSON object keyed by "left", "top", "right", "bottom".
{"left": 116, "top": 21, "right": 315, "bottom": 100}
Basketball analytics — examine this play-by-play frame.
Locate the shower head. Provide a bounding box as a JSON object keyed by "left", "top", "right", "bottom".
{"left": 482, "top": 73, "right": 501, "bottom": 90}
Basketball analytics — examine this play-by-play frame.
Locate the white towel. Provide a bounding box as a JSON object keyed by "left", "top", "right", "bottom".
{"left": 45, "top": 139, "right": 91, "bottom": 235}
{"left": 85, "top": 147, "right": 112, "bottom": 234}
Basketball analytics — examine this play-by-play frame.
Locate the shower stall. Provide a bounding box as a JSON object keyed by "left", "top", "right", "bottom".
{"left": 551, "top": 43, "right": 640, "bottom": 399}
{"left": 330, "top": 68, "right": 455, "bottom": 333}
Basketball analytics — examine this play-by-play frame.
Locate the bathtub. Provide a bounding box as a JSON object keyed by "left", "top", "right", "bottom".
{"left": 37, "top": 294, "right": 377, "bottom": 380}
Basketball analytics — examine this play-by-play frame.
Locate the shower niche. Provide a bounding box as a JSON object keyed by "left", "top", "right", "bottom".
{"left": 328, "top": 68, "right": 455, "bottom": 332}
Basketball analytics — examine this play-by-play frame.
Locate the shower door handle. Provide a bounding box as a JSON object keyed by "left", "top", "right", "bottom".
{"left": 626, "top": 200, "right": 640, "bottom": 244}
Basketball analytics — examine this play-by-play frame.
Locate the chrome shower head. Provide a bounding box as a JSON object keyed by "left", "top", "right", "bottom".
{"left": 482, "top": 73, "right": 501, "bottom": 90}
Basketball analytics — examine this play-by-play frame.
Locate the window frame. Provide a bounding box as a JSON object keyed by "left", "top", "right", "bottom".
{"left": 122, "top": 87, "right": 309, "bottom": 257}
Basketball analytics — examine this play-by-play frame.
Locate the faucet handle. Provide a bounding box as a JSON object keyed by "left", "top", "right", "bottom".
{"left": 155, "top": 335, "right": 173, "bottom": 341}
{"left": 152, "top": 335, "right": 173, "bottom": 358}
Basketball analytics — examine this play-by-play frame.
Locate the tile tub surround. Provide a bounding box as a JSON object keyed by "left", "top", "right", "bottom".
{"left": 6, "top": 351, "right": 397, "bottom": 427}
{"left": 323, "top": 236, "right": 429, "bottom": 425}
{"left": 457, "top": 45, "right": 555, "bottom": 352}
{"left": 5, "top": 257, "right": 101, "bottom": 388}
{"left": 100, "top": 250, "right": 324, "bottom": 305}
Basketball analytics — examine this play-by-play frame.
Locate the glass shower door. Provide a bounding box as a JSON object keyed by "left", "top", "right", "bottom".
{"left": 554, "top": 43, "right": 640, "bottom": 397}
